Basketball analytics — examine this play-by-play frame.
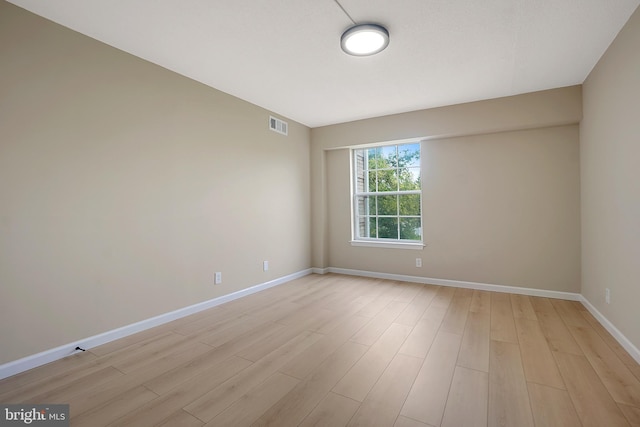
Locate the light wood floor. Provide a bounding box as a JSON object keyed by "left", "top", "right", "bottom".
{"left": 1, "top": 273, "right": 640, "bottom": 426}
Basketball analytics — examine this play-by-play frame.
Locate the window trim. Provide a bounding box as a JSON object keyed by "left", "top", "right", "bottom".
{"left": 351, "top": 140, "right": 424, "bottom": 248}
{"left": 349, "top": 240, "right": 426, "bottom": 250}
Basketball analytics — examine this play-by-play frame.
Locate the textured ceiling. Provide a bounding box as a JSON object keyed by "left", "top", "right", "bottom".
{"left": 8, "top": 0, "right": 640, "bottom": 127}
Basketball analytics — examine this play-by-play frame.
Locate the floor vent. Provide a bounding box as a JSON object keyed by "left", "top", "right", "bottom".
{"left": 269, "top": 116, "right": 288, "bottom": 135}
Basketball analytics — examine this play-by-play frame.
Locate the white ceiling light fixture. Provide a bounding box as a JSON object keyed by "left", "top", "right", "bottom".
{"left": 334, "top": 0, "right": 389, "bottom": 56}
{"left": 341, "top": 24, "right": 389, "bottom": 56}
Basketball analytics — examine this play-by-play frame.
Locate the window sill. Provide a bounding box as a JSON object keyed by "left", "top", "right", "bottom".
{"left": 350, "top": 240, "right": 425, "bottom": 250}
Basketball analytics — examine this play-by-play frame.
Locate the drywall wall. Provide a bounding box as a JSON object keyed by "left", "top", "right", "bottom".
{"left": 312, "top": 87, "right": 582, "bottom": 291}
{"left": 0, "top": 2, "right": 311, "bottom": 364}
{"left": 311, "top": 86, "right": 582, "bottom": 269}
{"left": 581, "top": 6, "right": 640, "bottom": 350}
{"left": 324, "top": 126, "right": 581, "bottom": 292}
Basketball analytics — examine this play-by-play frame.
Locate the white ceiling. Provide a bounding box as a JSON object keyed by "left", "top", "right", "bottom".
{"left": 8, "top": 0, "right": 640, "bottom": 127}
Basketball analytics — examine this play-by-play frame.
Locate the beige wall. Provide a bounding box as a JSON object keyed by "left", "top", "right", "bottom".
{"left": 0, "top": 2, "right": 311, "bottom": 364}
{"left": 312, "top": 88, "right": 583, "bottom": 293}
{"left": 581, "top": 6, "right": 640, "bottom": 350}
{"left": 311, "top": 86, "right": 582, "bottom": 269}
{"left": 324, "top": 126, "right": 581, "bottom": 292}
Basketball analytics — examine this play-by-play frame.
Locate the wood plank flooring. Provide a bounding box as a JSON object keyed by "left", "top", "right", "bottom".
{"left": 1, "top": 273, "right": 639, "bottom": 426}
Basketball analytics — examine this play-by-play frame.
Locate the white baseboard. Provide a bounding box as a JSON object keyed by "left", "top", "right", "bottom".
{"left": 0, "top": 268, "right": 312, "bottom": 380}
{"left": 579, "top": 296, "right": 640, "bottom": 365}
{"left": 326, "top": 267, "right": 581, "bottom": 301}
{"left": 4, "top": 266, "right": 638, "bottom": 380}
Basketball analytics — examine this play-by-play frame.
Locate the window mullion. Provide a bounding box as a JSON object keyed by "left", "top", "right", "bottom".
{"left": 354, "top": 190, "right": 421, "bottom": 197}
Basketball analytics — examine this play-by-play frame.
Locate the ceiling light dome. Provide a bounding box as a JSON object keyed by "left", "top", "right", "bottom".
{"left": 341, "top": 24, "right": 389, "bottom": 56}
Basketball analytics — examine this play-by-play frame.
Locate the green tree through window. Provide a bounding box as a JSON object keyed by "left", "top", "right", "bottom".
{"left": 353, "top": 142, "right": 422, "bottom": 242}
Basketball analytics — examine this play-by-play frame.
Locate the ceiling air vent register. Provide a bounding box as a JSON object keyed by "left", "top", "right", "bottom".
{"left": 269, "top": 116, "right": 288, "bottom": 136}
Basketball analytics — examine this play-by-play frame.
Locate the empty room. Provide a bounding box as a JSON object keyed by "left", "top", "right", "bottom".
{"left": 1, "top": 0, "right": 639, "bottom": 426}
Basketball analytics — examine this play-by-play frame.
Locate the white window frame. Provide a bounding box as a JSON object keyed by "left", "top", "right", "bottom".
{"left": 351, "top": 141, "right": 425, "bottom": 249}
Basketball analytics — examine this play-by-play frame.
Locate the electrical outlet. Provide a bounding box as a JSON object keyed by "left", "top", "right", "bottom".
{"left": 263, "top": 261, "right": 269, "bottom": 272}
{"left": 416, "top": 258, "right": 422, "bottom": 268}
{"left": 215, "top": 272, "right": 222, "bottom": 285}
{"left": 605, "top": 287, "right": 610, "bottom": 304}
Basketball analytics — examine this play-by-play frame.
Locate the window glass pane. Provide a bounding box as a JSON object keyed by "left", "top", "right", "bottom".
{"left": 377, "top": 195, "right": 397, "bottom": 215}
{"left": 368, "top": 170, "right": 377, "bottom": 192}
{"left": 356, "top": 196, "right": 368, "bottom": 216}
{"left": 355, "top": 149, "right": 364, "bottom": 170}
{"left": 377, "top": 169, "right": 398, "bottom": 192}
{"left": 398, "top": 167, "right": 421, "bottom": 190}
{"left": 356, "top": 178, "right": 367, "bottom": 193}
{"left": 363, "top": 149, "right": 370, "bottom": 170}
{"left": 368, "top": 196, "right": 376, "bottom": 214}
{"left": 410, "top": 167, "right": 421, "bottom": 189}
{"left": 399, "top": 143, "right": 420, "bottom": 167}
{"left": 380, "top": 145, "right": 397, "bottom": 168}
{"left": 400, "top": 218, "right": 422, "bottom": 240}
{"left": 355, "top": 150, "right": 367, "bottom": 194}
{"left": 368, "top": 147, "right": 382, "bottom": 169}
{"left": 399, "top": 194, "right": 421, "bottom": 216}
{"left": 356, "top": 171, "right": 366, "bottom": 193}
{"left": 357, "top": 215, "right": 367, "bottom": 238}
{"left": 368, "top": 217, "right": 377, "bottom": 238}
{"left": 378, "top": 217, "right": 398, "bottom": 239}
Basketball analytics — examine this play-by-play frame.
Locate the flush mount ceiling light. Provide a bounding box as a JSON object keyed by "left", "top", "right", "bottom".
{"left": 333, "top": 0, "right": 389, "bottom": 56}
{"left": 341, "top": 24, "right": 389, "bottom": 56}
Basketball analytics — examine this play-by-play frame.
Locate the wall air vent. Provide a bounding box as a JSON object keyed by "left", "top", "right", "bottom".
{"left": 269, "top": 116, "right": 288, "bottom": 136}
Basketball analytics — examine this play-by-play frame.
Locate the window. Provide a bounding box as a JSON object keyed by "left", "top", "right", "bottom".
{"left": 352, "top": 142, "right": 422, "bottom": 246}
